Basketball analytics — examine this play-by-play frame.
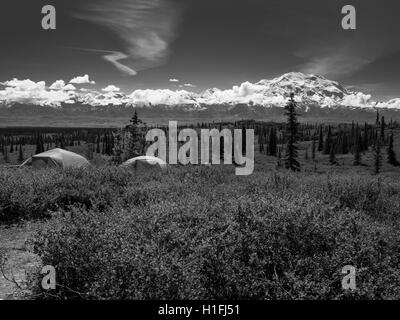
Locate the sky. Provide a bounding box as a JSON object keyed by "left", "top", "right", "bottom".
{"left": 0, "top": 0, "right": 400, "bottom": 101}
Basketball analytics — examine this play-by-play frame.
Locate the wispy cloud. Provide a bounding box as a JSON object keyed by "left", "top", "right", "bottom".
{"left": 75, "top": 0, "right": 182, "bottom": 75}
{"left": 103, "top": 52, "right": 137, "bottom": 76}
{"left": 298, "top": 53, "right": 373, "bottom": 78}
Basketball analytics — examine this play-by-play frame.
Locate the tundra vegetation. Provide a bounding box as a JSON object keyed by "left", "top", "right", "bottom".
{"left": 1, "top": 111, "right": 400, "bottom": 299}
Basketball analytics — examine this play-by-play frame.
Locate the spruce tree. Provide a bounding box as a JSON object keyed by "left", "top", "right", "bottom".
{"left": 96, "top": 136, "right": 101, "bottom": 154}
{"left": 241, "top": 124, "right": 247, "bottom": 155}
{"left": 276, "top": 147, "right": 282, "bottom": 169}
{"left": 258, "top": 132, "right": 264, "bottom": 153}
{"left": 112, "top": 129, "right": 124, "bottom": 165}
{"left": 380, "top": 116, "right": 386, "bottom": 142}
{"left": 342, "top": 133, "right": 349, "bottom": 154}
{"left": 18, "top": 144, "right": 24, "bottom": 163}
{"left": 125, "top": 110, "right": 145, "bottom": 159}
{"left": 353, "top": 129, "right": 362, "bottom": 166}
{"left": 312, "top": 134, "right": 316, "bottom": 161}
{"left": 3, "top": 142, "right": 9, "bottom": 163}
{"left": 323, "top": 126, "right": 332, "bottom": 155}
{"left": 284, "top": 93, "right": 300, "bottom": 171}
{"left": 35, "top": 134, "right": 44, "bottom": 154}
{"left": 329, "top": 142, "right": 337, "bottom": 165}
{"left": 363, "top": 123, "right": 369, "bottom": 151}
{"left": 86, "top": 143, "right": 94, "bottom": 161}
{"left": 220, "top": 134, "right": 225, "bottom": 160}
{"left": 318, "top": 126, "right": 324, "bottom": 152}
{"left": 387, "top": 132, "right": 399, "bottom": 166}
{"left": 376, "top": 110, "right": 380, "bottom": 126}
{"left": 10, "top": 138, "right": 14, "bottom": 153}
{"left": 268, "top": 127, "right": 277, "bottom": 156}
{"left": 60, "top": 134, "right": 65, "bottom": 149}
{"left": 373, "top": 137, "right": 382, "bottom": 174}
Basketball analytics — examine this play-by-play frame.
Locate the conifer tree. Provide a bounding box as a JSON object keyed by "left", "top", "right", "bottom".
{"left": 112, "top": 129, "right": 124, "bottom": 165}
{"left": 380, "top": 116, "right": 386, "bottom": 142}
{"left": 387, "top": 132, "right": 399, "bottom": 166}
{"left": 35, "top": 134, "right": 44, "bottom": 154}
{"left": 258, "top": 131, "right": 264, "bottom": 153}
{"left": 373, "top": 136, "right": 382, "bottom": 174}
{"left": 268, "top": 127, "right": 277, "bottom": 156}
{"left": 125, "top": 110, "right": 145, "bottom": 159}
{"left": 96, "top": 136, "right": 101, "bottom": 154}
{"left": 10, "top": 138, "right": 14, "bottom": 153}
{"left": 241, "top": 124, "right": 247, "bottom": 155}
{"left": 284, "top": 93, "right": 300, "bottom": 171}
{"left": 318, "top": 126, "right": 324, "bottom": 152}
{"left": 363, "top": 123, "right": 369, "bottom": 151}
{"left": 353, "top": 128, "right": 362, "bottom": 166}
{"left": 60, "top": 134, "right": 65, "bottom": 149}
{"left": 341, "top": 133, "right": 349, "bottom": 154}
{"left": 86, "top": 143, "right": 94, "bottom": 160}
{"left": 3, "top": 142, "right": 9, "bottom": 163}
{"left": 220, "top": 132, "right": 225, "bottom": 160}
{"left": 376, "top": 110, "right": 380, "bottom": 126}
{"left": 18, "top": 144, "right": 24, "bottom": 163}
{"left": 102, "top": 135, "right": 106, "bottom": 155}
{"left": 312, "top": 134, "right": 316, "bottom": 161}
{"left": 329, "top": 143, "right": 337, "bottom": 165}
{"left": 323, "top": 126, "right": 332, "bottom": 155}
{"left": 350, "top": 121, "right": 355, "bottom": 152}
{"left": 276, "top": 147, "right": 282, "bottom": 169}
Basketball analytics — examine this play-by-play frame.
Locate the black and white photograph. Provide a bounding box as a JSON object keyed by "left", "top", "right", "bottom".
{"left": 1, "top": 0, "right": 400, "bottom": 308}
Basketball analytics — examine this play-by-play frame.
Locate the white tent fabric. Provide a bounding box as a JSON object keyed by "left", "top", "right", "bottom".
{"left": 120, "top": 156, "right": 167, "bottom": 170}
{"left": 20, "top": 148, "right": 90, "bottom": 169}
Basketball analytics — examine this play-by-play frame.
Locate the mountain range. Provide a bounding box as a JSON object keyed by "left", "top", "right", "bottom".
{"left": 1, "top": 72, "right": 399, "bottom": 126}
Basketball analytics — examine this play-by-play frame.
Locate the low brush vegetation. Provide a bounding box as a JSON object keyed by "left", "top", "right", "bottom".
{"left": 1, "top": 165, "right": 400, "bottom": 299}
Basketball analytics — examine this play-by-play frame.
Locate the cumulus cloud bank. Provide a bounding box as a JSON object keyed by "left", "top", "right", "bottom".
{"left": 70, "top": 75, "right": 95, "bottom": 85}
{"left": 50, "top": 80, "right": 76, "bottom": 91}
{"left": 128, "top": 89, "right": 196, "bottom": 106}
{"left": 102, "top": 85, "right": 121, "bottom": 93}
{"left": 0, "top": 73, "right": 396, "bottom": 109}
{"left": 0, "top": 79, "right": 76, "bottom": 107}
{"left": 76, "top": 0, "right": 182, "bottom": 76}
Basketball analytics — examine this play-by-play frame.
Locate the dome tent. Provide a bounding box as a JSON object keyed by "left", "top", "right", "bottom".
{"left": 120, "top": 156, "right": 167, "bottom": 170}
{"left": 20, "top": 148, "right": 90, "bottom": 169}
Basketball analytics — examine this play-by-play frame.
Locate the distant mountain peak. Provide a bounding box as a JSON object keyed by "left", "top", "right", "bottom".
{"left": 0, "top": 72, "right": 399, "bottom": 112}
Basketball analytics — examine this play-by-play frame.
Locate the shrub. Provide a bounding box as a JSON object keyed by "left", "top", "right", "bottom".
{"left": 25, "top": 166, "right": 400, "bottom": 299}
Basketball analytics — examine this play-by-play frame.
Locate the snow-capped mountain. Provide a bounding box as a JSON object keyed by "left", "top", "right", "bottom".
{"left": 73, "top": 72, "right": 396, "bottom": 110}
{"left": 0, "top": 72, "right": 397, "bottom": 110}
{"left": 376, "top": 98, "right": 400, "bottom": 110}
{"left": 196, "top": 72, "right": 373, "bottom": 109}
{"left": 1, "top": 72, "right": 400, "bottom": 125}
